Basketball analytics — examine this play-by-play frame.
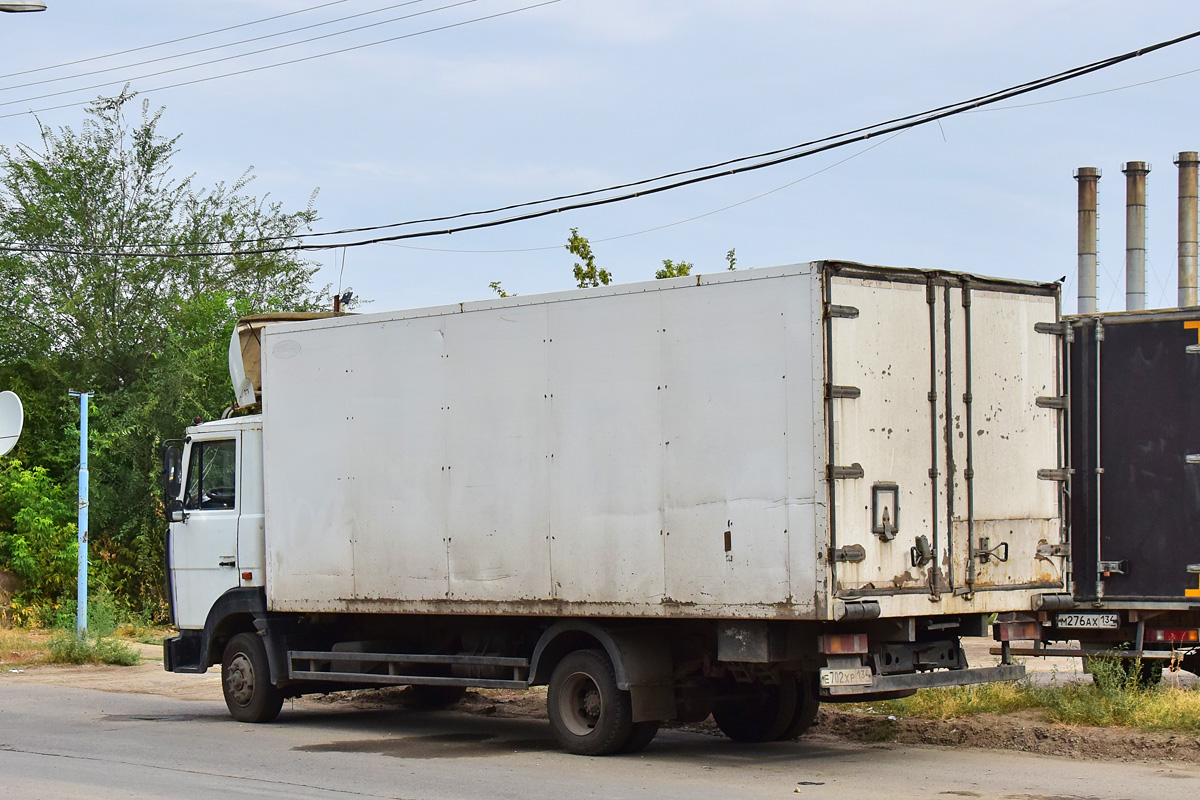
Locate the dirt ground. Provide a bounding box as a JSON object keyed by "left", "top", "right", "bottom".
{"left": 4, "top": 636, "right": 1199, "bottom": 765}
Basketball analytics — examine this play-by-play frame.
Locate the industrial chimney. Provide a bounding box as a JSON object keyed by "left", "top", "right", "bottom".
{"left": 1176, "top": 151, "right": 1199, "bottom": 307}
{"left": 1075, "top": 167, "right": 1101, "bottom": 314}
{"left": 1122, "top": 161, "right": 1150, "bottom": 311}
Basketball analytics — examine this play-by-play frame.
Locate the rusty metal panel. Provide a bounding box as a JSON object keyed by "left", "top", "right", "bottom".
{"left": 827, "top": 277, "right": 939, "bottom": 594}
{"left": 949, "top": 289, "right": 1062, "bottom": 590}
{"left": 826, "top": 273, "right": 1064, "bottom": 601}
{"left": 957, "top": 289, "right": 1059, "bottom": 522}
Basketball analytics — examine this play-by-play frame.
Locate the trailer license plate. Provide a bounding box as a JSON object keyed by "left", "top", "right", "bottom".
{"left": 1057, "top": 612, "right": 1120, "bottom": 629}
{"left": 819, "top": 667, "right": 874, "bottom": 688}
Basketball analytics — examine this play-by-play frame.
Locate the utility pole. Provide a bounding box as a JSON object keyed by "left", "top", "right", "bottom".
{"left": 69, "top": 390, "right": 92, "bottom": 637}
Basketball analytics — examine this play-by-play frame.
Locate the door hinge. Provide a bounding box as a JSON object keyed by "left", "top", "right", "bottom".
{"left": 1036, "top": 396, "right": 1068, "bottom": 410}
{"left": 827, "top": 384, "right": 861, "bottom": 399}
{"left": 1034, "top": 321, "right": 1070, "bottom": 336}
{"left": 831, "top": 544, "right": 866, "bottom": 563}
{"left": 910, "top": 535, "right": 933, "bottom": 568}
{"left": 828, "top": 463, "right": 865, "bottom": 480}
{"left": 1037, "top": 543, "right": 1069, "bottom": 558}
{"left": 826, "top": 304, "right": 859, "bottom": 319}
{"left": 1037, "top": 468, "right": 1071, "bottom": 481}
{"left": 1098, "top": 560, "right": 1127, "bottom": 576}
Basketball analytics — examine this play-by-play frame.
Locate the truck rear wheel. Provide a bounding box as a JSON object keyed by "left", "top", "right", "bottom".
{"left": 712, "top": 677, "right": 797, "bottom": 743}
{"left": 775, "top": 674, "right": 819, "bottom": 740}
{"left": 1181, "top": 653, "right": 1200, "bottom": 677}
{"left": 547, "top": 649, "right": 642, "bottom": 756}
{"left": 222, "top": 632, "right": 284, "bottom": 723}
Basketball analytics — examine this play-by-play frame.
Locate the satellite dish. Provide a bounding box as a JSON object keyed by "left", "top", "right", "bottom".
{"left": 0, "top": 391, "right": 23, "bottom": 457}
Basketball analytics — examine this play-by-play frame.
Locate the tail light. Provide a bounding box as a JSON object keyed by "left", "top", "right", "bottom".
{"left": 818, "top": 634, "right": 869, "bottom": 654}
{"left": 1145, "top": 628, "right": 1200, "bottom": 644}
{"left": 993, "top": 620, "right": 1042, "bottom": 641}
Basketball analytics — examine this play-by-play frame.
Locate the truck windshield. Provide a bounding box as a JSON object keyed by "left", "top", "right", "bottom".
{"left": 183, "top": 439, "right": 237, "bottom": 510}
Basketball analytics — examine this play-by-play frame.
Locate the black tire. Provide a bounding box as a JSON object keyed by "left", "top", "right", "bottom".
{"left": 712, "top": 677, "right": 797, "bottom": 743}
{"left": 222, "top": 632, "right": 284, "bottom": 723}
{"left": 547, "top": 649, "right": 636, "bottom": 756}
{"left": 406, "top": 685, "right": 467, "bottom": 709}
{"left": 775, "top": 674, "right": 820, "bottom": 740}
{"left": 1181, "top": 653, "right": 1200, "bottom": 677}
{"left": 618, "top": 721, "right": 661, "bottom": 754}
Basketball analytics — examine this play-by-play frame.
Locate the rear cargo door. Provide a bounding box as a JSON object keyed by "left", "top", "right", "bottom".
{"left": 1072, "top": 315, "right": 1200, "bottom": 600}
{"left": 824, "top": 266, "right": 1064, "bottom": 600}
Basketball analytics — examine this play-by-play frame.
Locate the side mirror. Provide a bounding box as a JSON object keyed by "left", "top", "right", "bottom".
{"left": 162, "top": 440, "right": 183, "bottom": 508}
{"left": 167, "top": 497, "right": 187, "bottom": 524}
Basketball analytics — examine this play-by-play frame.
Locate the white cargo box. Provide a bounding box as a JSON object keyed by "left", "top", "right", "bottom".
{"left": 260, "top": 262, "right": 1065, "bottom": 621}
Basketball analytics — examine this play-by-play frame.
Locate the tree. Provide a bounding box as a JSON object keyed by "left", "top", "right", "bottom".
{"left": 566, "top": 227, "right": 611, "bottom": 288}
{"left": 0, "top": 90, "right": 328, "bottom": 620}
{"left": 655, "top": 259, "right": 692, "bottom": 279}
{"left": 488, "top": 280, "right": 513, "bottom": 298}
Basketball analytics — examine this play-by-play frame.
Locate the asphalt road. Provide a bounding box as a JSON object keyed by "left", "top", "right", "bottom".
{"left": 1, "top": 680, "right": 1198, "bottom": 800}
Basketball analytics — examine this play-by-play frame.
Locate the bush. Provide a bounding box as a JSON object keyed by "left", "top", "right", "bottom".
{"left": 46, "top": 629, "right": 140, "bottom": 666}
{"left": 0, "top": 460, "right": 77, "bottom": 623}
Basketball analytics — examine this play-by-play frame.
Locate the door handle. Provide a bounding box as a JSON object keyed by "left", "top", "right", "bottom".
{"left": 218, "top": 559, "right": 236, "bottom": 568}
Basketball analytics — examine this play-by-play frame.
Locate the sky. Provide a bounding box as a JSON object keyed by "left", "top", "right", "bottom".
{"left": 3, "top": 1, "right": 1200, "bottom": 314}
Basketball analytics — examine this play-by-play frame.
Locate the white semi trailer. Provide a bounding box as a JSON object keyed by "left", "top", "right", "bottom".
{"left": 162, "top": 261, "right": 1066, "bottom": 755}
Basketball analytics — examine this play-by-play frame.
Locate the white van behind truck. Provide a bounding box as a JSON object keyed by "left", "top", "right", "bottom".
{"left": 162, "top": 261, "right": 1065, "bottom": 754}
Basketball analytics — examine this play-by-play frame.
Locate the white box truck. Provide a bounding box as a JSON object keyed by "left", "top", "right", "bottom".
{"left": 162, "top": 261, "right": 1067, "bottom": 754}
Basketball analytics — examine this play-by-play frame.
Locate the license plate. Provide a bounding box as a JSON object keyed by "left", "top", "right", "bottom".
{"left": 1056, "top": 612, "right": 1120, "bottom": 629}
{"left": 819, "top": 667, "right": 874, "bottom": 688}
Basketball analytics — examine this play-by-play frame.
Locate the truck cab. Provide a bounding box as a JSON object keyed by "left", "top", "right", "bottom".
{"left": 162, "top": 416, "right": 266, "bottom": 667}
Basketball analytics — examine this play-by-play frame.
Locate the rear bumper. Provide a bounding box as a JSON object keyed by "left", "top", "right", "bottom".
{"left": 825, "top": 664, "right": 1024, "bottom": 696}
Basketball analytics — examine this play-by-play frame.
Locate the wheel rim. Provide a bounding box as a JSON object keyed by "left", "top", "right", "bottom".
{"left": 556, "top": 670, "right": 603, "bottom": 737}
{"left": 226, "top": 651, "right": 255, "bottom": 707}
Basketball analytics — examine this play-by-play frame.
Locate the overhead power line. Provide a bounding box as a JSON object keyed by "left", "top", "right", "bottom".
{"left": 0, "top": 0, "right": 558, "bottom": 121}
{"left": 0, "top": 0, "right": 483, "bottom": 109}
{"left": 46, "top": 25, "right": 1200, "bottom": 253}
{"left": 0, "top": 0, "right": 441, "bottom": 94}
{"left": 3, "top": 25, "right": 1200, "bottom": 260}
{"left": 0, "top": 0, "right": 351, "bottom": 81}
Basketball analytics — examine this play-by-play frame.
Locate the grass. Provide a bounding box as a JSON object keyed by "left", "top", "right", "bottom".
{"left": 0, "top": 626, "right": 141, "bottom": 667}
{"left": 857, "top": 658, "right": 1200, "bottom": 735}
{"left": 46, "top": 629, "right": 140, "bottom": 666}
{"left": 0, "top": 627, "right": 50, "bottom": 668}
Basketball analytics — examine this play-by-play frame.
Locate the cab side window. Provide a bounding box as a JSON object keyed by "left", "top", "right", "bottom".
{"left": 182, "top": 440, "right": 237, "bottom": 510}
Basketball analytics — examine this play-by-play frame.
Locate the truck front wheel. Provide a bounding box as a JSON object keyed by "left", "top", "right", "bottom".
{"left": 548, "top": 649, "right": 652, "bottom": 755}
{"left": 222, "top": 632, "right": 284, "bottom": 723}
